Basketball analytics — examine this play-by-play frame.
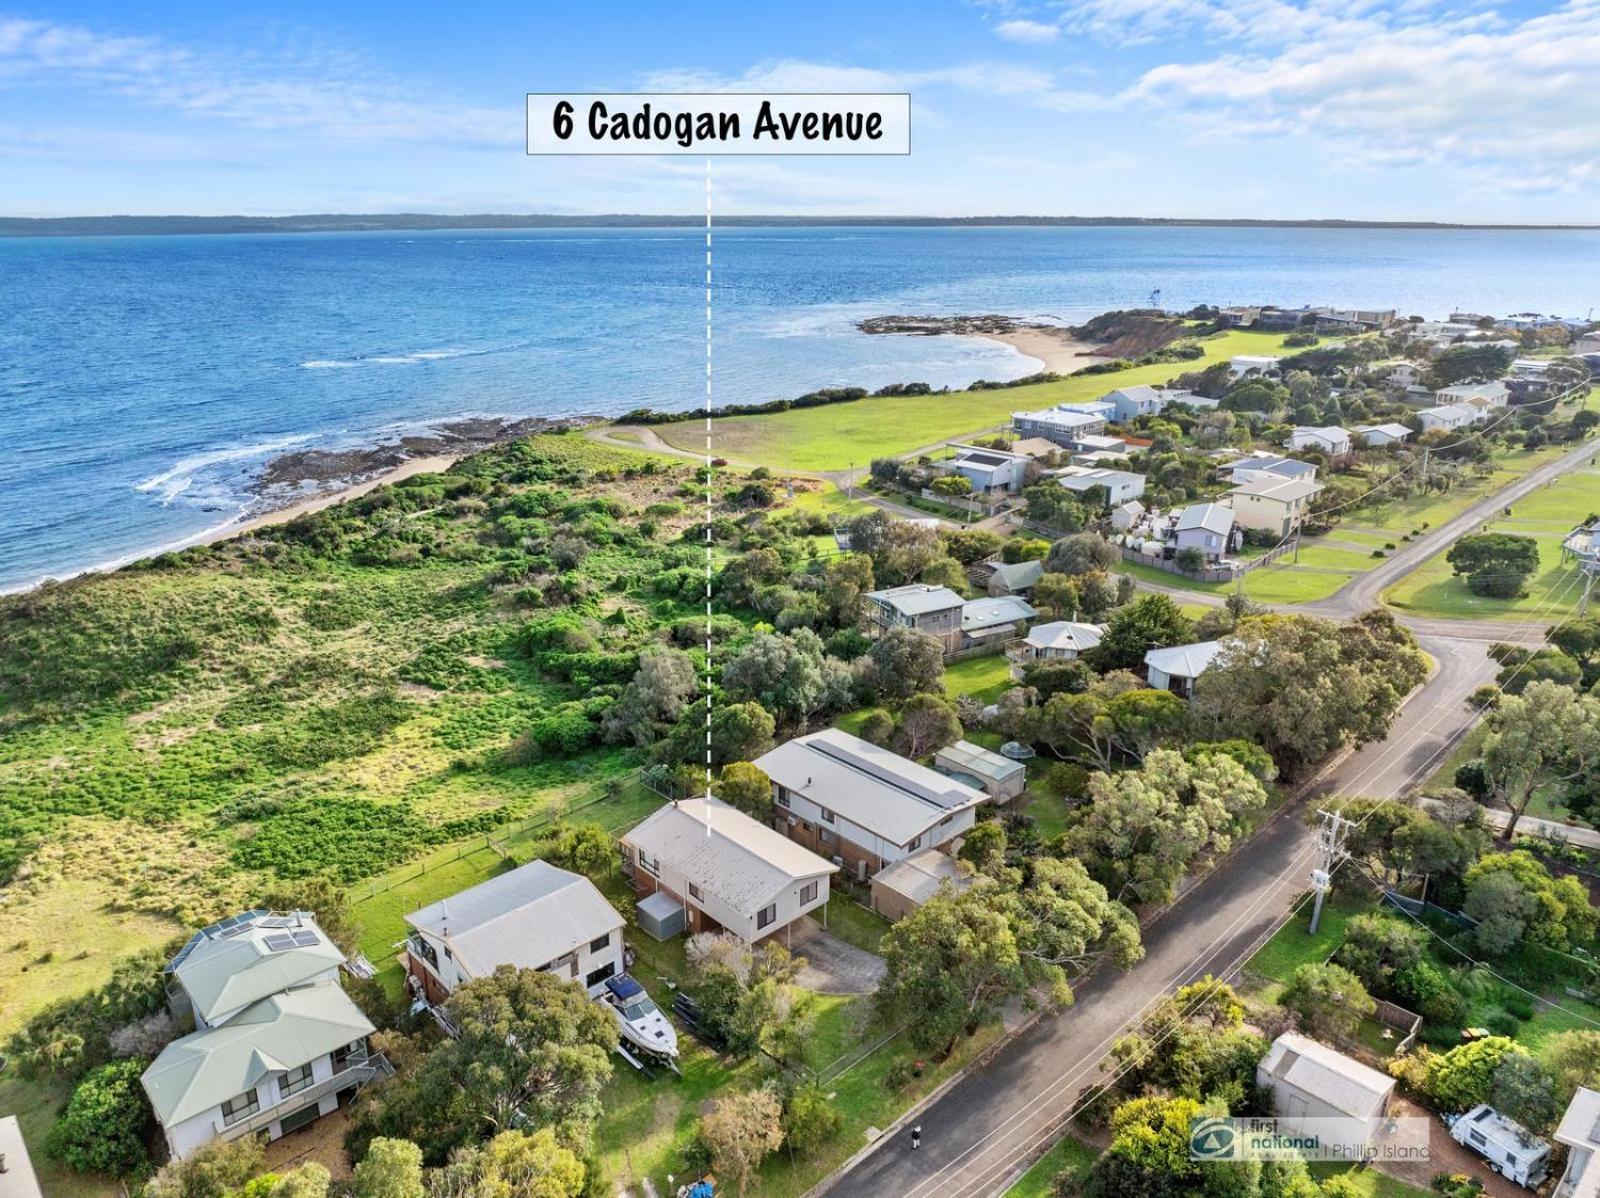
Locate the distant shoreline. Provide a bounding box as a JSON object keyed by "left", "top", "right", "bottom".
{"left": 4, "top": 213, "right": 1600, "bottom": 238}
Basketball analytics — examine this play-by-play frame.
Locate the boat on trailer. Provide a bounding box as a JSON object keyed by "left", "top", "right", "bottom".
{"left": 600, "top": 974, "right": 678, "bottom": 1069}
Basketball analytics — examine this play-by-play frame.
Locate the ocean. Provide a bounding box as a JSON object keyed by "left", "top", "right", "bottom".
{"left": 2, "top": 223, "right": 1597, "bottom": 593}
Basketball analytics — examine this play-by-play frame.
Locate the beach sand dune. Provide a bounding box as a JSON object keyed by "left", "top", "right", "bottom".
{"left": 983, "top": 326, "right": 1098, "bottom": 374}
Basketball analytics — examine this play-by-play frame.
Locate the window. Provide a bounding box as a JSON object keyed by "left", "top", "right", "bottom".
{"left": 279, "top": 1063, "right": 315, "bottom": 1099}
{"left": 332, "top": 1042, "right": 365, "bottom": 1073}
{"left": 688, "top": 882, "right": 701, "bottom": 900}
{"left": 637, "top": 850, "right": 658, "bottom": 875}
{"left": 818, "top": 827, "right": 835, "bottom": 846}
{"left": 221, "top": 1090, "right": 260, "bottom": 1126}
{"left": 756, "top": 903, "right": 777, "bottom": 930}
{"left": 589, "top": 931, "right": 611, "bottom": 953}
{"left": 820, "top": 808, "right": 835, "bottom": 824}
{"left": 776, "top": 789, "right": 790, "bottom": 808}
{"left": 586, "top": 961, "right": 617, "bottom": 989}
{"left": 940, "top": 814, "right": 953, "bottom": 825}
{"left": 800, "top": 881, "right": 818, "bottom": 905}
{"left": 907, "top": 835, "right": 922, "bottom": 850}
{"left": 442, "top": 945, "right": 452, "bottom": 960}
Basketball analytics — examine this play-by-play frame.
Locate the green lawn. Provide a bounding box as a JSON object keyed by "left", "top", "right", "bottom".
{"left": 945, "top": 653, "right": 1016, "bottom": 704}
{"left": 0, "top": 1073, "right": 115, "bottom": 1198}
{"left": 648, "top": 330, "right": 1291, "bottom": 471}
{"left": 1242, "top": 894, "right": 1367, "bottom": 1000}
{"left": 811, "top": 891, "right": 892, "bottom": 954}
{"left": 1384, "top": 461, "right": 1600, "bottom": 619}
{"left": 786, "top": 482, "right": 876, "bottom": 519}
{"left": 350, "top": 781, "right": 668, "bottom": 999}
{"left": 1003, "top": 1131, "right": 1100, "bottom": 1196}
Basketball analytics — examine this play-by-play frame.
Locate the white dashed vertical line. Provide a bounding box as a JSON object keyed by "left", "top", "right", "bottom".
{"left": 703, "top": 157, "right": 714, "bottom": 803}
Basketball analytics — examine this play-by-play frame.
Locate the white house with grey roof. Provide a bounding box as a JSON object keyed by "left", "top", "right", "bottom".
{"left": 403, "top": 860, "right": 625, "bottom": 1006}
{"left": 754, "top": 728, "right": 988, "bottom": 881}
{"left": 1257, "top": 1032, "right": 1396, "bottom": 1151}
{"left": 1057, "top": 466, "right": 1146, "bottom": 507}
{"left": 621, "top": 797, "right": 836, "bottom": 944}
{"left": 1011, "top": 404, "right": 1108, "bottom": 447}
{"left": 1417, "top": 403, "right": 1478, "bottom": 432}
{"left": 1007, "top": 620, "right": 1103, "bottom": 678}
{"left": 1100, "top": 384, "right": 1197, "bottom": 422}
{"left": 1144, "top": 640, "right": 1225, "bottom": 698}
{"left": 142, "top": 911, "right": 388, "bottom": 1160}
{"left": 1436, "top": 380, "right": 1509, "bottom": 408}
{"left": 1171, "top": 503, "right": 1235, "bottom": 562}
{"left": 1221, "top": 452, "right": 1318, "bottom": 486}
{"left": 1356, "top": 422, "right": 1413, "bottom": 447}
{"left": 1285, "top": 426, "right": 1353, "bottom": 457}
{"left": 943, "top": 443, "right": 1032, "bottom": 494}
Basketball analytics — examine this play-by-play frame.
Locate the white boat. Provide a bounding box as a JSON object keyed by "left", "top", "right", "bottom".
{"left": 600, "top": 974, "right": 678, "bottom": 1061}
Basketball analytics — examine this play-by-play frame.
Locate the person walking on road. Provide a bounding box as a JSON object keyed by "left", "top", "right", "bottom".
{"left": 911, "top": 1125, "right": 922, "bottom": 1151}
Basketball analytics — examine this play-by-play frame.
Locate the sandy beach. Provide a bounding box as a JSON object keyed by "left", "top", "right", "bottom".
{"left": 210, "top": 454, "right": 461, "bottom": 545}
{"left": 981, "top": 327, "right": 1100, "bottom": 374}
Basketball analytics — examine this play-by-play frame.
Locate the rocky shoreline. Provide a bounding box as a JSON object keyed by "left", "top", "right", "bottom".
{"left": 250, "top": 414, "right": 601, "bottom": 503}
{"left": 856, "top": 314, "right": 1057, "bottom": 336}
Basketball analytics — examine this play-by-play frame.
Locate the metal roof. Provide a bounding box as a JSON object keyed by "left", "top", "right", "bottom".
{"left": 404, "top": 860, "right": 623, "bottom": 979}
{"left": 934, "top": 739, "right": 1026, "bottom": 784}
{"left": 988, "top": 560, "right": 1044, "bottom": 592}
{"left": 0, "top": 1117, "right": 42, "bottom": 1198}
{"left": 1144, "top": 639, "right": 1225, "bottom": 679}
{"left": 1174, "top": 503, "right": 1234, "bottom": 536}
{"left": 872, "top": 849, "right": 974, "bottom": 907}
{"left": 1556, "top": 1087, "right": 1600, "bottom": 1159}
{"left": 142, "top": 983, "right": 375, "bottom": 1127}
{"left": 1224, "top": 454, "right": 1316, "bottom": 479}
{"left": 961, "top": 595, "right": 1037, "bottom": 632}
{"left": 1228, "top": 476, "right": 1323, "bottom": 502}
{"left": 1259, "top": 1033, "right": 1395, "bottom": 1121}
{"left": 1012, "top": 406, "right": 1103, "bottom": 428}
{"left": 1025, "top": 620, "right": 1104, "bottom": 653}
{"left": 622, "top": 797, "right": 836, "bottom": 919}
{"left": 865, "top": 584, "right": 965, "bottom": 617}
{"left": 755, "top": 729, "right": 988, "bottom": 845}
{"left": 1357, "top": 423, "right": 1413, "bottom": 439}
{"left": 171, "top": 912, "right": 346, "bottom": 1028}
{"left": 1059, "top": 468, "right": 1145, "bottom": 492}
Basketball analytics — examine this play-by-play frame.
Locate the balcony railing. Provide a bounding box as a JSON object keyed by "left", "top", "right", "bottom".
{"left": 216, "top": 1055, "right": 393, "bottom": 1141}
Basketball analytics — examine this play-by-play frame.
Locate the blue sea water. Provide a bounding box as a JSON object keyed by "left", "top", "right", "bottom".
{"left": 2, "top": 223, "right": 1598, "bottom": 592}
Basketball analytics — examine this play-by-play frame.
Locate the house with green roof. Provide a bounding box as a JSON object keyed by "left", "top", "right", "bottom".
{"left": 142, "top": 911, "right": 389, "bottom": 1160}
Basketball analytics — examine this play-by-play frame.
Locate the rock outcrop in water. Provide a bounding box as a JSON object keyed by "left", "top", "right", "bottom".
{"left": 252, "top": 415, "right": 600, "bottom": 498}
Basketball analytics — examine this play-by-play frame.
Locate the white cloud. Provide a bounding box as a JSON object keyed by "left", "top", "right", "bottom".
{"left": 636, "top": 57, "right": 1107, "bottom": 114}
{"left": 1055, "top": 0, "right": 1600, "bottom": 195}
{"left": 994, "top": 18, "right": 1062, "bottom": 42}
{"left": 0, "top": 16, "right": 514, "bottom": 147}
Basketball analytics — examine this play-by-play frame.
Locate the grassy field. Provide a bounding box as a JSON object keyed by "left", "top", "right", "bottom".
{"left": 945, "top": 653, "right": 1016, "bottom": 705}
{"left": 1308, "top": 1164, "right": 1432, "bottom": 1197}
{"left": 1003, "top": 1131, "right": 1100, "bottom": 1196}
{"left": 647, "top": 330, "right": 1294, "bottom": 472}
{"left": 1240, "top": 893, "right": 1364, "bottom": 1002}
{"left": 1384, "top": 460, "right": 1600, "bottom": 619}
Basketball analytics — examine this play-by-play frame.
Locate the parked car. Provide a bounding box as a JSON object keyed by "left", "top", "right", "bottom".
{"left": 1446, "top": 1105, "right": 1551, "bottom": 1189}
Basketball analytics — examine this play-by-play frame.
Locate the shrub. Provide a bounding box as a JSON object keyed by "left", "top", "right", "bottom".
{"left": 48, "top": 1058, "right": 152, "bottom": 1176}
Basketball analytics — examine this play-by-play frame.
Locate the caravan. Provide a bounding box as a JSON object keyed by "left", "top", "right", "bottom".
{"left": 1447, "top": 1105, "right": 1550, "bottom": 1189}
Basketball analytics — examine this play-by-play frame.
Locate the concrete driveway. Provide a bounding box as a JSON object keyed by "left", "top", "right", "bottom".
{"left": 788, "top": 917, "right": 887, "bottom": 995}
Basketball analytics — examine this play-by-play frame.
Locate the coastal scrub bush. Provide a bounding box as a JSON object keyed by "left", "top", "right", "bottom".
{"left": 232, "top": 797, "right": 427, "bottom": 879}
{"left": 48, "top": 1057, "right": 152, "bottom": 1176}
{"left": 255, "top": 692, "right": 411, "bottom": 770}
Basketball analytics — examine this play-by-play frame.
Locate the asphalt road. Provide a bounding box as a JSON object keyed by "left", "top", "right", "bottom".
{"left": 826, "top": 634, "right": 1499, "bottom": 1198}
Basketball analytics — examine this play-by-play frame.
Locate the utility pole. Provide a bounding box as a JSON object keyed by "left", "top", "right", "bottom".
{"left": 848, "top": 461, "right": 855, "bottom": 501}
{"left": 1419, "top": 446, "right": 1430, "bottom": 491}
{"left": 1309, "top": 808, "right": 1357, "bottom": 934}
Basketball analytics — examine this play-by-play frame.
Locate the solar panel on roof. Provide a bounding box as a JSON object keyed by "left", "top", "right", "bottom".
{"left": 262, "top": 933, "right": 297, "bottom": 952}
{"left": 290, "top": 929, "right": 321, "bottom": 947}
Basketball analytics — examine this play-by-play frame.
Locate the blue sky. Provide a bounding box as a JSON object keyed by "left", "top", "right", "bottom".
{"left": 2, "top": 0, "right": 1597, "bottom": 221}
